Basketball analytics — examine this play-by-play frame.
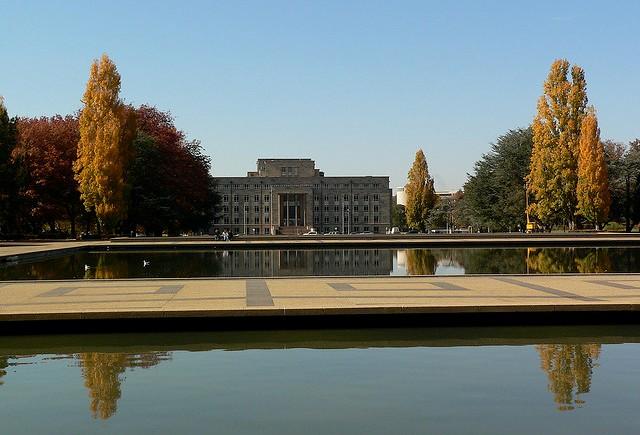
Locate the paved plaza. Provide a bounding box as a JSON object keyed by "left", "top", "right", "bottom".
{"left": 1, "top": 274, "right": 640, "bottom": 322}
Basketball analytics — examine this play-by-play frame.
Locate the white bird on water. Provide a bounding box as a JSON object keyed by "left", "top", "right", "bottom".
{"left": 143, "top": 260, "right": 150, "bottom": 267}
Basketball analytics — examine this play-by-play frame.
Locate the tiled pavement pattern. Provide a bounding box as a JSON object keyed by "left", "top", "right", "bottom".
{"left": 1, "top": 274, "right": 640, "bottom": 321}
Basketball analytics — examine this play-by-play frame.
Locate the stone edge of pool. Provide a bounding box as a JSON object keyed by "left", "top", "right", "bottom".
{"left": 2, "top": 233, "right": 640, "bottom": 263}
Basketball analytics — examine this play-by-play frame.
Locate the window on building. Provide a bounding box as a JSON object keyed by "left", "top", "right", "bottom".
{"left": 264, "top": 206, "right": 270, "bottom": 213}
{"left": 324, "top": 205, "right": 329, "bottom": 212}
{"left": 334, "top": 205, "right": 339, "bottom": 212}
{"left": 353, "top": 205, "right": 359, "bottom": 212}
{"left": 364, "top": 215, "right": 369, "bottom": 223}
{"left": 374, "top": 205, "right": 379, "bottom": 212}
{"left": 223, "top": 217, "right": 230, "bottom": 224}
{"left": 343, "top": 194, "right": 349, "bottom": 201}
{"left": 264, "top": 228, "right": 270, "bottom": 235}
{"left": 353, "top": 194, "right": 358, "bottom": 201}
{"left": 334, "top": 195, "right": 339, "bottom": 202}
{"left": 334, "top": 216, "right": 339, "bottom": 223}
{"left": 373, "top": 194, "right": 379, "bottom": 202}
{"left": 254, "top": 184, "right": 259, "bottom": 189}
{"left": 254, "top": 217, "right": 260, "bottom": 224}
{"left": 354, "top": 226, "right": 360, "bottom": 232}
{"left": 233, "top": 205, "right": 239, "bottom": 213}
{"left": 364, "top": 226, "right": 370, "bottom": 232}
{"left": 364, "top": 194, "right": 369, "bottom": 202}
{"left": 354, "top": 216, "right": 359, "bottom": 223}
{"left": 254, "top": 206, "right": 260, "bottom": 213}
{"left": 223, "top": 205, "right": 229, "bottom": 213}
{"left": 254, "top": 195, "right": 260, "bottom": 202}
{"left": 374, "top": 216, "right": 379, "bottom": 223}
{"left": 223, "top": 195, "right": 229, "bottom": 203}
{"left": 264, "top": 195, "right": 270, "bottom": 202}
{"left": 324, "top": 216, "right": 329, "bottom": 223}
{"left": 233, "top": 194, "right": 238, "bottom": 203}
{"left": 314, "top": 195, "right": 319, "bottom": 203}
{"left": 373, "top": 226, "right": 379, "bottom": 233}
{"left": 234, "top": 217, "right": 240, "bottom": 224}
{"left": 233, "top": 227, "right": 239, "bottom": 234}
{"left": 364, "top": 205, "right": 369, "bottom": 212}
{"left": 324, "top": 195, "right": 329, "bottom": 202}
{"left": 244, "top": 195, "right": 249, "bottom": 202}
{"left": 314, "top": 216, "right": 320, "bottom": 223}
{"left": 265, "top": 216, "right": 270, "bottom": 224}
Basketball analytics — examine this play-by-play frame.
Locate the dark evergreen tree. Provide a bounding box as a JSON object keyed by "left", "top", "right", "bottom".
{"left": 463, "top": 128, "right": 532, "bottom": 231}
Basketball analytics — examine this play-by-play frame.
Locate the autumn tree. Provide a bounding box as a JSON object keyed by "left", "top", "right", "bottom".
{"left": 528, "top": 59, "right": 588, "bottom": 229}
{"left": 74, "top": 54, "right": 135, "bottom": 234}
{"left": 126, "top": 105, "right": 216, "bottom": 235}
{"left": 576, "top": 109, "right": 610, "bottom": 228}
{"left": 14, "top": 115, "right": 82, "bottom": 236}
{"left": 405, "top": 149, "right": 437, "bottom": 231}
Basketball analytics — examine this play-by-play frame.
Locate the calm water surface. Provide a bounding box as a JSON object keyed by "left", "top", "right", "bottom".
{"left": 1, "top": 326, "right": 640, "bottom": 434}
{"left": 1, "top": 246, "right": 640, "bottom": 280}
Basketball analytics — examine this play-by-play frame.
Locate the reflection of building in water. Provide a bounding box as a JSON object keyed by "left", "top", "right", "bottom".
{"left": 537, "top": 344, "right": 601, "bottom": 411}
{"left": 217, "top": 249, "right": 393, "bottom": 276}
{"left": 78, "top": 352, "right": 171, "bottom": 419}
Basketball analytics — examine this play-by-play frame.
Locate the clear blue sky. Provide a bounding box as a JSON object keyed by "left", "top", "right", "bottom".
{"left": 2, "top": 1, "right": 639, "bottom": 191}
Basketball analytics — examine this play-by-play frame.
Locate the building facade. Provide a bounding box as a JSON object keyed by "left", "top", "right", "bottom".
{"left": 212, "top": 159, "right": 392, "bottom": 235}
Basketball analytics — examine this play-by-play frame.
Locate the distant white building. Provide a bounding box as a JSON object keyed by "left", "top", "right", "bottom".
{"left": 395, "top": 187, "right": 407, "bottom": 206}
{"left": 395, "top": 187, "right": 458, "bottom": 206}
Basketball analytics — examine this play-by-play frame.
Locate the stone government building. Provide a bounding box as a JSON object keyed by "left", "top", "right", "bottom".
{"left": 212, "top": 159, "right": 392, "bottom": 235}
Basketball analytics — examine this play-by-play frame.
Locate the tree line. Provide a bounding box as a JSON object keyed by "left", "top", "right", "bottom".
{"left": 399, "top": 59, "right": 639, "bottom": 232}
{"left": 0, "top": 54, "right": 217, "bottom": 238}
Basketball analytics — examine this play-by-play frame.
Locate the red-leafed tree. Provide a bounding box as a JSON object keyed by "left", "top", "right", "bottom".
{"left": 126, "top": 105, "right": 216, "bottom": 235}
{"left": 14, "top": 115, "right": 82, "bottom": 236}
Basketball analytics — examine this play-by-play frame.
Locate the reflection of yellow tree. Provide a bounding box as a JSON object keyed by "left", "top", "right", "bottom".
{"left": 78, "top": 352, "right": 171, "bottom": 419}
{"left": 79, "top": 353, "right": 128, "bottom": 419}
{"left": 575, "top": 249, "right": 611, "bottom": 274}
{"left": 527, "top": 248, "right": 576, "bottom": 273}
{"left": 537, "top": 344, "right": 601, "bottom": 410}
{"left": 527, "top": 248, "right": 612, "bottom": 274}
{"left": 405, "top": 249, "right": 437, "bottom": 275}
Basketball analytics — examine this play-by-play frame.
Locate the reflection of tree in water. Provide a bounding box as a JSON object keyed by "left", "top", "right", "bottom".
{"left": 537, "top": 344, "right": 601, "bottom": 410}
{"left": 405, "top": 249, "right": 437, "bottom": 275}
{"left": 0, "top": 356, "right": 9, "bottom": 386}
{"left": 78, "top": 352, "right": 171, "bottom": 419}
{"left": 442, "top": 248, "right": 526, "bottom": 274}
{"left": 527, "top": 248, "right": 612, "bottom": 274}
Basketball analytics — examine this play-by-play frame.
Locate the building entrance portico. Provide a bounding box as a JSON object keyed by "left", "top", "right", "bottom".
{"left": 279, "top": 193, "right": 306, "bottom": 230}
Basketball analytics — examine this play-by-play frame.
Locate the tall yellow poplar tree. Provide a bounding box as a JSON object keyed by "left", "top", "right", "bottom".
{"left": 577, "top": 108, "right": 610, "bottom": 229}
{"left": 405, "top": 149, "right": 437, "bottom": 231}
{"left": 74, "top": 54, "right": 135, "bottom": 233}
{"left": 528, "top": 59, "right": 588, "bottom": 229}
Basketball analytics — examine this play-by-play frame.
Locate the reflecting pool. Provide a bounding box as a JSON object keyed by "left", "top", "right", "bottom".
{"left": 1, "top": 326, "right": 640, "bottom": 433}
{"left": 2, "top": 246, "right": 640, "bottom": 280}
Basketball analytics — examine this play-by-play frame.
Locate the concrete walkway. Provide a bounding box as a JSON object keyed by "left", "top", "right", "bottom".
{"left": 1, "top": 274, "right": 640, "bottom": 324}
